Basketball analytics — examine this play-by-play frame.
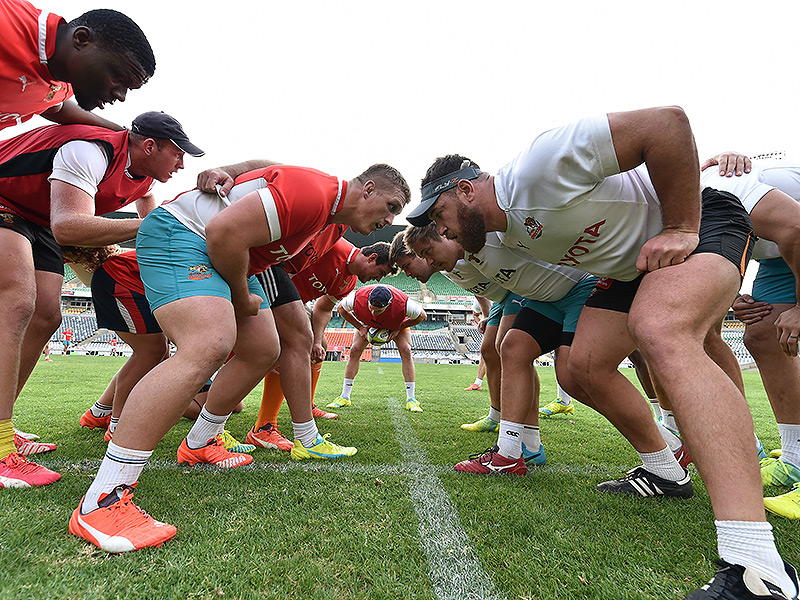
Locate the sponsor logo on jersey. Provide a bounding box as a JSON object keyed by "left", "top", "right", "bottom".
{"left": 524, "top": 216, "right": 544, "bottom": 240}
{"left": 466, "top": 253, "right": 483, "bottom": 265}
{"left": 494, "top": 267, "right": 516, "bottom": 284}
{"left": 1, "top": 213, "right": 16, "bottom": 225}
{"left": 44, "top": 84, "right": 64, "bottom": 102}
{"left": 187, "top": 264, "right": 212, "bottom": 280}
{"left": 557, "top": 220, "right": 606, "bottom": 268}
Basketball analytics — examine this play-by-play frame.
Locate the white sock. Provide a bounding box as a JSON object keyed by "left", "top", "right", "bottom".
{"left": 108, "top": 417, "right": 119, "bottom": 435}
{"left": 474, "top": 377, "right": 483, "bottom": 387}
{"left": 90, "top": 402, "right": 112, "bottom": 417}
{"left": 638, "top": 446, "right": 685, "bottom": 482}
{"left": 522, "top": 425, "right": 541, "bottom": 453}
{"left": 660, "top": 408, "right": 678, "bottom": 433}
{"left": 497, "top": 420, "right": 524, "bottom": 459}
{"left": 82, "top": 441, "right": 152, "bottom": 513}
{"left": 185, "top": 406, "right": 229, "bottom": 449}
{"left": 292, "top": 419, "right": 319, "bottom": 447}
{"left": 655, "top": 419, "right": 683, "bottom": 452}
{"left": 405, "top": 381, "right": 416, "bottom": 400}
{"left": 488, "top": 407, "right": 501, "bottom": 423}
{"left": 648, "top": 397, "right": 660, "bottom": 417}
{"left": 717, "top": 520, "right": 797, "bottom": 598}
{"left": 778, "top": 423, "right": 800, "bottom": 466}
{"left": 556, "top": 383, "right": 572, "bottom": 405}
{"left": 341, "top": 378, "right": 354, "bottom": 400}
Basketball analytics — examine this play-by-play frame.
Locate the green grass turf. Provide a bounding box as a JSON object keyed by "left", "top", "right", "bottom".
{"left": 2, "top": 357, "right": 798, "bottom": 600}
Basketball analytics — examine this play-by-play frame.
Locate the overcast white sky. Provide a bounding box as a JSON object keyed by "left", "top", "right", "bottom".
{"left": 7, "top": 0, "right": 800, "bottom": 290}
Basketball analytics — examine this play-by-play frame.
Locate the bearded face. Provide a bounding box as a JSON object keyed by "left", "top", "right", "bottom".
{"left": 456, "top": 200, "right": 487, "bottom": 254}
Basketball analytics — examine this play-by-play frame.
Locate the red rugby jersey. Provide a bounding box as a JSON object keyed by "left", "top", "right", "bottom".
{"left": 292, "top": 238, "right": 358, "bottom": 303}
{"left": 351, "top": 284, "right": 409, "bottom": 331}
{"left": 237, "top": 166, "right": 347, "bottom": 275}
{"left": 0, "top": 0, "right": 72, "bottom": 131}
{"left": 0, "top": 124, "right": 152, "bottom": 227}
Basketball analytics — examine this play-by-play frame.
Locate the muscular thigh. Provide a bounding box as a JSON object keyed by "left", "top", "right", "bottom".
{"left": 630, "top": 253, "right": 740, "bottom": 341}
{"left": 571, "top": 306, "right": 636, "bottom": 372}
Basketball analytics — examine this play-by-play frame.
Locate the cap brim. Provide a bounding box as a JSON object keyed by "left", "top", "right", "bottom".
{"left": 171, "top": 138, "right": 205, "bottom": 158}
{"left": 406, "top": 196, "right": 438, "bottom": 226}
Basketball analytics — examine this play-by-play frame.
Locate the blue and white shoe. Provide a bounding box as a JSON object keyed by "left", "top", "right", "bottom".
{"left": 522, "top": 442, "right": 546, "bottom": 466}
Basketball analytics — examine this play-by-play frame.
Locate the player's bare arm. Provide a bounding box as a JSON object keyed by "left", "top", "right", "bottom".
{"left": 40, "top": 98, "right": 124, "bottom": 131}
{"left": 607, "top": 106, "right": 701, "bottom": 272}
{"left": 311, "top": 296, "right": 337, "bottom": 362}
{"left": 196, "top": 159, "right": 282, "bottom": 196}
{"left": 50, "top": 180, "right": 142, "bottom": 246}
{"left": 337, "top": 304, "right": 368, "bottom": 340}
{"left": 135, "top": 192, "right": 158, "bottom": 218}
{"left": 205, "top": 192, "right": 273, "bottom": 317}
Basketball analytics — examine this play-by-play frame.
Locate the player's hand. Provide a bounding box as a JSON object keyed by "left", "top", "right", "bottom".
{"left": 477, "top": 317, "right": 488, "bottom": 334}
{"left": 197, "top": 169, "right": 235, "bottom": 196}
{"left": 311, "top": 342, "right": 326, "bottom": 363}
{"left": 356, "top": 326, "right": 369, "bottom": 341}
{"left": 731, "top": 294, "right": 772, "bottom": 325}
{"left": 774, "top": 305, "right": 800, "bottom": 357}
{"left": 699, "top": 152, "right": 751, "bottom": 177}
{"left": 636, "top": 229, "right": 699, "bottom": 273}
{"left": 233, "top": 293, "right": 262, "bottom": 319}
{"left": 386, "top": 330, "right": 399, "bottom": 342}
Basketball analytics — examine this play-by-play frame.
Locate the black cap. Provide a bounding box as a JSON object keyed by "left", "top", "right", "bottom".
{"left": 368, "top": 285, "right": 393, "bottom": 307}
{"left": 131, "top": 111, "right": 204, "bottom": 157}
{"left": 407, "top": 165, "right": 481, "bottom": 226}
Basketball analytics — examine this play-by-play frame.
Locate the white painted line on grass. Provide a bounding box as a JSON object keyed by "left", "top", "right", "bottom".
{"left": 387, "top": 396, "right": 506, "bottom": 600}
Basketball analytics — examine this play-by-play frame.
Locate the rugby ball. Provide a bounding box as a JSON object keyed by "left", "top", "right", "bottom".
{"left": 367, "top": 328, "right": 391, "bottom": 346}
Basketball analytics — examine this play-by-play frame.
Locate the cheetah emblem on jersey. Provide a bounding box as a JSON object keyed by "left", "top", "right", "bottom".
{"left": 187, "top": 264, "right": 212, "bottom": 281}
{"left": 1, "top": 213, "right": 16, "bottom": 225}
{"left": 524, "top": 216, "right": 543, "bottom": 240}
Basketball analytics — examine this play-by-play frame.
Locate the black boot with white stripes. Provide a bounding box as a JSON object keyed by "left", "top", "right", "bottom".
{"left": 596, "top": 466, "right": 694, "bottom": 498}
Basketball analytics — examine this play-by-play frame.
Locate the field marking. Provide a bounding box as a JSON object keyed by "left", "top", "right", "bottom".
{"left": 387, "top": 396, "right": 506, "bottom": 600}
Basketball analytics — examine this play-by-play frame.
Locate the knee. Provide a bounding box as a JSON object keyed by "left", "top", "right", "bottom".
{"left": 743, "top": 323, "right": 777, "bottom": 356}
{"left": 500, "top": 331, "right": 536, "bottom": 362}
{"left": 133, "top": 337, "right": 170, "bottom": 364}
{"left": 5, "top": 294, "right": 36, "bottom": 330}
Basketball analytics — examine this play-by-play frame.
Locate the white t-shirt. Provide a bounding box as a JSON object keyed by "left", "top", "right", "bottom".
{"left": 162, "top": 176, "right": 273, "bottom": 240}
{"left": 48, "top": 140, "right": 154, "bottom": 200}
{"left": 465, "top": 231, "right": 590, "bottom": 302}
{"left": 444, "top": 259, "right": 509, "bottom": 303}
{"left": 494, "top": 114, "right": 664, "bottom": 281}
{"left": 339, "top": 291, "right": 423, "bottom": 320}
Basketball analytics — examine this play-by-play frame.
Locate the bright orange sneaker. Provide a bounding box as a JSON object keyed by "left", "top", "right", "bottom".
{"left": 0, "top": 452, "right": 61, "bottom": 488}
{"left": 311, "top": 403, "right": 338, "bottom": 420}
{"left": 176, "top": 435, "right": 253, "bottom": 467}
{"left": 246, "top": 423, "right": 293, "bottom": 451}
{"left": 104, "top": 428, "right": 113, "bottom": 442}
{"left": 463, "top": 383, "right": 483, "bottom": 391}
{"left": 80, "top": 409, "right": 111, "bottom": 430}
{"left": 14, "top": 433, "right": 56, "bottom": 456}
{"left": 69, "top": 484, "right": 176, "bottom": 553}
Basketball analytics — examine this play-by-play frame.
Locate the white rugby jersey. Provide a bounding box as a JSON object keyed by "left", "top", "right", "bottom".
{"left": 444, "top": 259, "right": 508, "bottom": 303}
{"left": 466, "top": 232, "right": 591, "bottom": 302}
{"left": 494, "top": 114, "right": 664, "bottom": 281}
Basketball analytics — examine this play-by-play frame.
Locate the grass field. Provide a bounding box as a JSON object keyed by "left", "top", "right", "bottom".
{"left": 2, "top": 357, "right": 798, "bottom": 600}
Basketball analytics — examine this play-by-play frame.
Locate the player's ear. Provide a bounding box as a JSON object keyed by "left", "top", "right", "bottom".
{"left": 363, "top": 180, "right": 375, "bottom": 197}
{"left": 367, "top": 253, "right": 378, "bottom": 263}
